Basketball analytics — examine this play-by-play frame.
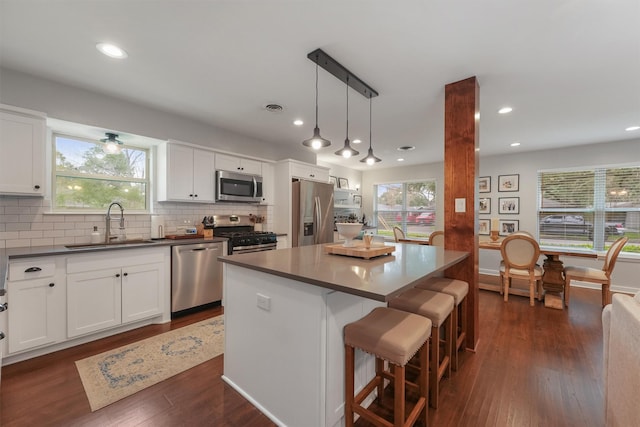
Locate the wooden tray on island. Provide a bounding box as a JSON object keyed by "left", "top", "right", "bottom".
{"left": 325, "top": 243, "right": 395, "bottom": 259}
{"left": 164, "top": 234, "right": 204, "bottom": 240}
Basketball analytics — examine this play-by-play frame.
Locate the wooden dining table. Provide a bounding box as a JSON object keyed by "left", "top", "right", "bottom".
{"left": 479, "top": 239, "right": 598, "bottom": 308}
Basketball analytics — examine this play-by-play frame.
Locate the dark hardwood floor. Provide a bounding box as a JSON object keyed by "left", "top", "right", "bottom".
{"left": 1, "top": 288, "right": 605, "bottom": 427}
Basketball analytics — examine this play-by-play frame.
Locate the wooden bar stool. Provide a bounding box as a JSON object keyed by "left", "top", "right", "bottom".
{"left": 416, "top": 277, "right": 469, "bottom": 371}
{"left": 389, "top": 288, "right": 454, "bottom": 409}
{"left": 344, "top": 307, "right": 431, "bottom": 427}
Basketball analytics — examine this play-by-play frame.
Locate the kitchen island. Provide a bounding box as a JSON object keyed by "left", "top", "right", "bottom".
{"left": 219, "top": 242, "right": 469, "bottom": 427}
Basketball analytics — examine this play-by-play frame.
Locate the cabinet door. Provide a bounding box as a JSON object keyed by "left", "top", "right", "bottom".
{"left": 67, "top": 269, "right": 122, "bottom": 338}
{"left": 261, "top": 162, "right": 274, "bottom": 205}
{"left": 122, "top": 262, "right": 164, "bottom": 323}
{"left": 239, "top": 158, "right": 262, "bottom": 175}
{"left": 8, "top": 278, "right": 59, "bottom": 353}
{"left": 166, "top": 144, "right": 195, "bottom": 201}
{"left": 290, "top": 162, "right": 329, "bottom": 182}
{"left": 216, "top": 153, "right": 262, "bottom": 175}
{"left": 192, "top": 149, "right": 215, "bottom": 202}
{"left": 0, "top": 111, "right": 45, "bottom": 195}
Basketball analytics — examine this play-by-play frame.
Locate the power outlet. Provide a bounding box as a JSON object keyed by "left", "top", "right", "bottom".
{"left": 257, "top": 293, "right": 271, "bottom": 311}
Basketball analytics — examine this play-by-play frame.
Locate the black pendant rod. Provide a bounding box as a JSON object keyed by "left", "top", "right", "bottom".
{"left": 307, "top": 48, "right": 378, "bottom": 99}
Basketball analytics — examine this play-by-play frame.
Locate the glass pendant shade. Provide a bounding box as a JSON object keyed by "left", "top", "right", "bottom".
{"left": 360, "top": 97, "right": 381, "bottom": 164}
{"left": 101, "top": 132, "right": 123, "bottom": 154}
{"left": 302, "top": 59, "right": 331, "bottom": 150}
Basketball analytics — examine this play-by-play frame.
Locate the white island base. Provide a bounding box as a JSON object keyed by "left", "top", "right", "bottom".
{"left": 222, "top": 264, "right": 384, "bottom": 427}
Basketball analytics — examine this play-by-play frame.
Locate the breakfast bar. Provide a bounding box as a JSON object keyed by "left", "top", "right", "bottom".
{"left": 219, "top": 242, "right": 469, "bottom": 427}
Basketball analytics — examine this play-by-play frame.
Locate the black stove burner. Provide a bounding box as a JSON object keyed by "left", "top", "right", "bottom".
{"left": 215, "top": 229, "right": 277, "bottom": 249}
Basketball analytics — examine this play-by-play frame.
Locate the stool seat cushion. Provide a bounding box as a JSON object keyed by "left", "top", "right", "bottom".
{"left": 389, "top": 288, "right": 454, "bottom": 327}
{"left": 344, "top": 307, "right": 431, "bottom": 366}
{"left": 416, "top": 277, "right": 469, "bottom": 304}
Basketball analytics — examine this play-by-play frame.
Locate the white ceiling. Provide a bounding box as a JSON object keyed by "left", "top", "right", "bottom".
{"left": 1, "top": 0, "right": 639, "bottom": 171}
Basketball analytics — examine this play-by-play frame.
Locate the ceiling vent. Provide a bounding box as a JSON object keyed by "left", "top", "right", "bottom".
{"left": 264, "top": 104, "right": 283, "bottom": 113}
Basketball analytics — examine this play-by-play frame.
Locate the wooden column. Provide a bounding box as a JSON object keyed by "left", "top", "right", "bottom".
{"left": 444, "top": 76, "right": 480, "bottom": 350}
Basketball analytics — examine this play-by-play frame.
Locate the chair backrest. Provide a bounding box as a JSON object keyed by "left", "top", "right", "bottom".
{"left": 500, "top": 233, "right": 541, "bottom": 271}
{"left": 393, "top": 226, "right": 405, "bottom": 242}
{"left": 511, "top": 230, "right": 534, "bottom": 238}
{"left": 603, "top": 236, "right": 628, "bottom": 276}
{"left": 429, "top": 231, "right": 445, "bottom": 247}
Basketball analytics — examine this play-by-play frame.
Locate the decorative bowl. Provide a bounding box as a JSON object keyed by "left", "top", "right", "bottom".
{"left": 336, "top": 223, "right": 363, "bottom": 247}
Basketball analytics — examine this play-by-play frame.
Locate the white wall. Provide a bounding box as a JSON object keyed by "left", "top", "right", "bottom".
{"left": 0, "top": 68, "right": 315, "bottom": 164}
{"left": 362, "top": 139, "right": 640, "bottom": 294}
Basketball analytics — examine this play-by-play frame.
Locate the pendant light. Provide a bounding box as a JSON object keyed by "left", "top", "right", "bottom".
{"left": 334, "top": 76, "right": 359, "bottom": 158}
{"left": 302, "top": 56, "right": 331, "bottom": 150}
{"left": 100, "top": 132, "right": 123, "bottom": 154}
{"left": 360, "top": 96, "right": 382, "bottom": 165}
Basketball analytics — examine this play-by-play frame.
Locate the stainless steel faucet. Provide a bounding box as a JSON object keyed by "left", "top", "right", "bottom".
{"left": 105, "top": 202, "right": 125, "bottom": 243}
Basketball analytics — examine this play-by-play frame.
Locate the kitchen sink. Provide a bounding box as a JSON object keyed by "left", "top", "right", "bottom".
{"left": 65, "top": 239, "right": 157, "bottom": 249}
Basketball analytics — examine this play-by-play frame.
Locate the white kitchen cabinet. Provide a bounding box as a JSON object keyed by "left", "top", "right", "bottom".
{"left": 66, "top": 249, "right": 166, "bottom": 338}
{"left": 276, "top": 234, "right": 289, "bottom": 249}
{"left": 6, "top": 257, "right": 66, "bottom": 354}
{"left": 156, "top": 141, "right": 215, "bottom": 202}
{"left": 290, "top": 160, "right": 330, "bottom": 182}
{"left": 121, "top": 262, "right": 164, "bottom": 323}
{"left": 67, "top": 267, "right": 122, "bottom": 338}
{"left": 260, "top": 161, "right": 274, "bottom": 205}
{"left": 215, "top": 153, "right": 262, "bottom": 175}
{"left": 0, "top": 105, "right": 46, "bottom": 196}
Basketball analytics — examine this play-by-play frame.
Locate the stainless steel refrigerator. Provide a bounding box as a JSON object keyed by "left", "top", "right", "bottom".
{"left": 292, "top": 180, "right": 334, "bottom": 247}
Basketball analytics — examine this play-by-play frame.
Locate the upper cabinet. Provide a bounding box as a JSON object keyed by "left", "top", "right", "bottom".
{"left": 156, "top": 141, "right": 215, "bottom": 203}
{"left": 288, "top": 160, "right": 330, "bottom": 183}
{"left": 215, "top": 153, "right": 262, "bottom": 176}
{"left": 0, "top": 105, "right": 46, "bottom": 196}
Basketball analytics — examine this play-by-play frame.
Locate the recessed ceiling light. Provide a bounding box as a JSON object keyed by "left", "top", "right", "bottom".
{"left": 352, "top": 139, "right": 362, "bottom": 144}
{"left": 510, "top": 142, "right": 521, "bottom": 147}
{"left": 293, "top": 119, "right": 304, "bottom": 126}
{"left": 397, "top": 146, "right": 415, "bottom": 151}
{"left": 498, "top": 107, "right": 513, "bottom": 114}
{"left": 625, "top": 126, "right": 640, "bottom": 131}
{"left": 397, "top": 158, "right": 405, "bottom": 162}
{"left": 96, "top": 43, "right": 128, "bottom": 59}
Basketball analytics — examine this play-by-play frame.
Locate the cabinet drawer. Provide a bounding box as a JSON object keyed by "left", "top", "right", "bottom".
{"left": 8, "top": 259, "right": 56, "bottom": 281}
{"left": 67, "top": 249, "right": 166, "bottom": 274}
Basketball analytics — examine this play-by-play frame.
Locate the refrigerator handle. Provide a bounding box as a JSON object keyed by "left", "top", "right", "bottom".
{"left": 314, "top": 196, "right": 322, "bottom": 244}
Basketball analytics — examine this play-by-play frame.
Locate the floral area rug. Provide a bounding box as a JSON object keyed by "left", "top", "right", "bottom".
{"left": 75, "top": 315, "right": 224, "bottom": 411}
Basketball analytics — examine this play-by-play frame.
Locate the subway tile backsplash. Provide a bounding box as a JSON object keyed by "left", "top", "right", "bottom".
{"left": 0, "top": 196, "right": 273, "bottom": 249}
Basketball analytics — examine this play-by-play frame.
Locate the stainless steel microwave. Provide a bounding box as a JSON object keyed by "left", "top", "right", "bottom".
{"left": 215, "top": 170, "right": 262, "bottom": 203}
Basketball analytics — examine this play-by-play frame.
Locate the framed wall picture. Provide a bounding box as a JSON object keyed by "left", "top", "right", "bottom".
{"left": 479, "top": 176, "right": 491, "bottom": 193}
{"left": 353, "top": 195, "right": 362, "bottom": 208}
{"left": 479, "top": 197, "right": 491, "bottom": 214}
{"left": 499, "top": 219, "right": 519, "bottom": 236}
{"left": 329, "top": 176, "right": 338, "bottom": 188}
{"left": 338, "top": 177, "right": 349, "bottom": 189}
{"left": 498, "top": 174, "right": 519, "bottom": 192}
{"left": 479, "top": 219, "right": 490, "bottom": 235}
{"left": 498, "top": 197, "right": 520, "bottom": 214}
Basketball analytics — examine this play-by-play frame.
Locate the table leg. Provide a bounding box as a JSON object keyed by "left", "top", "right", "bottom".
{"left": 542, "top": 254, "right": 565, "bottom": 309}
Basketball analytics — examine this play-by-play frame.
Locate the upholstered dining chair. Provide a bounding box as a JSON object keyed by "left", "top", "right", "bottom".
{"left": 429, "top": 230, "right": 444, "bottom": 246}
{"left": 500, "top": 233, "right": 543, "bottom": 306}
{"left": 564, "top": 236, "right": 628, "bottom": 307}
{"left": 393, "top": 226, "right": 405, "bottom": 242}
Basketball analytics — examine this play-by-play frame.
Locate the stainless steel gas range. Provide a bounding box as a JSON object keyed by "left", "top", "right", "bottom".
{"left": 212, "top": 214, "right": 277, "bottom": 254}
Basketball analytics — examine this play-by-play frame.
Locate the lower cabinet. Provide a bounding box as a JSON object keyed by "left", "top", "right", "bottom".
{"left": 66, "top": 249, "right": 166, "bottom": 339}
{"left": 6, "top": 257, "right": 66, "bottom": 354}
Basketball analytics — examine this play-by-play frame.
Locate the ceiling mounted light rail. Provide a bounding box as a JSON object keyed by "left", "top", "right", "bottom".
{"left": 303, "top": 48, "right": 381, "bottom": 162}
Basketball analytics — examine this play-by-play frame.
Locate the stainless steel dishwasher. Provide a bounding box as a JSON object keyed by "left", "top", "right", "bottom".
{"left": 171, "top": 241, "right": 225, "bottom": 313}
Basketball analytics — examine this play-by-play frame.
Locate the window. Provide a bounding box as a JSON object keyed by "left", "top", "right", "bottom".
{"left": 538, "top": 165, "right": 640, "bottom": 253}
{"left": 374, "top": 180, "right": 436, "bottom": 238}
{"left": 53, "top": 134, "right": 149, "bottom": 212}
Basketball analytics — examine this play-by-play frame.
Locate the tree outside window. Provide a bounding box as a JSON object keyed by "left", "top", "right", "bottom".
{"left": 54, "top": 135, "right": 149, "bottom": 211}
